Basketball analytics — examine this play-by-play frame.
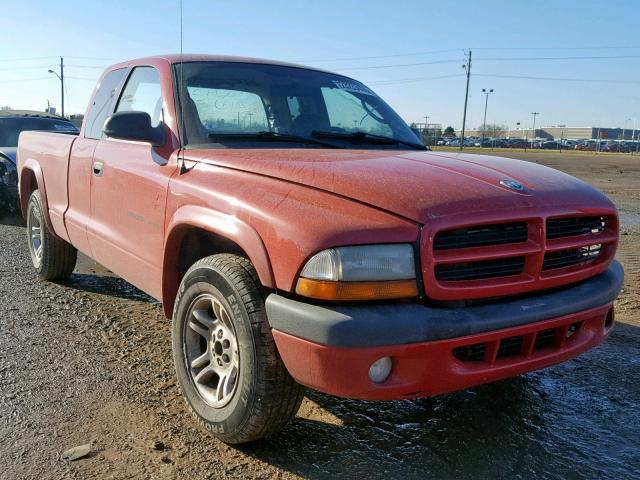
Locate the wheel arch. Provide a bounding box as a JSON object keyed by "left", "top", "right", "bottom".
{"left": 162, "top": 205, "right": 275, "bottom": 318}
{"left": 19, "top": 160, "right": 56, "bottom": 235}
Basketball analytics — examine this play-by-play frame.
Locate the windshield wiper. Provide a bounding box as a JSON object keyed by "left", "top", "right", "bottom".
{"left": 207, "top": 131, "right": 341, "bottom": 148}
{"left": 311, "top": 130, "right": 426, "bottom": 150}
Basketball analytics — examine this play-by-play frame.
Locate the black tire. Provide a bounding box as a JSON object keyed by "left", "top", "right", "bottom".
{"left": 172, "top": 254, "right": 304, "bottom": 444}
{"left": 26, "top": 190, "right": 77, "bottom": 280}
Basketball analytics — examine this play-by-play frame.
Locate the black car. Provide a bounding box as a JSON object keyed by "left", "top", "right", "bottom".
{"left": 0, "top": 112, "right": 79, "bottom": 213}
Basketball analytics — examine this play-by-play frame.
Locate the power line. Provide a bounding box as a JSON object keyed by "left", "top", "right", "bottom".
{"left": 299, "top": 46, "right": 640, "bottom": 63}
{"left": 0, "top": 56, "right": 58, "bottom": 63}
{"left": 367, "top": 73, "right": 465, "bottom": 86}
{"left": 0, "top": 55, "right": 116, "bottom": 63}
{"left": 475, "top": 73, "right": 640, "bottom": 84}
{"left": 475, "top": 54, "right": 640, "bottom": 61}
{"left": 473, "top": 46, "right": 640, "bottom": 51}
{"left": 0, "top": 77, "right": 51, "bottom": 83}
{"left": 297, "top": 48, "right": 463, "bottom": 63}
{"left": 334, "top": 58, "right": 463, "bottom": 71}
{"left": 62, "top": 64, "right": 109, "bottom": 69}
{"left": 0, "top": 65, "right": 58, "bottom": 71}
{"left": 0, "top": 63, "right": 108, "bottom": 72}
{"left": 65, "top": 56, "right": 118, "bottom": 61}
{"left": 330, "top": 54, "right": 640, "bottom": 72}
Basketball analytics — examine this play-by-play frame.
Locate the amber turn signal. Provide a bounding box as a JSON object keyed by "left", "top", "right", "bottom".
{"left": 295, "top": 278, "right": 419, "bottom": 301}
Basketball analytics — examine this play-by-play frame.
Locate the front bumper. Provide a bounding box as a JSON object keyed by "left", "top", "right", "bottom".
{"left": 266, "top": 261, "right": 623, "bottom": 400}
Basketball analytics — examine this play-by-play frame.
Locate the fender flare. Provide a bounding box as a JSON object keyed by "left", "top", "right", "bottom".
{"left": 161, "top": 205, "right": 275, "bottom": 317}
{"left": 19, "top": 158, "right": 57, "bottom": 236}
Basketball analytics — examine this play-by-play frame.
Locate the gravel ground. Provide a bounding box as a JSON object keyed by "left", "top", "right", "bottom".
{"left": 0, "top": 152, "right": 639, "bottom": 480}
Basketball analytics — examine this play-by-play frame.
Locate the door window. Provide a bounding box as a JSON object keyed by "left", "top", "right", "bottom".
{"left": 116, "top": 67, "right": 163, "bottom": 127}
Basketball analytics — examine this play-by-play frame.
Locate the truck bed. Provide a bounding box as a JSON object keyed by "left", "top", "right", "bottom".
{"left": 17, "top": 131, "right": 77, "bottom": 240}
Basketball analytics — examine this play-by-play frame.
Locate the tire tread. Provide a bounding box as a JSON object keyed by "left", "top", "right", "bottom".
{"left": 179, "top": 254, "right": 304, "bottom": 443}
{"left": 29, "top": 191, "right": 77, "bottom": 280}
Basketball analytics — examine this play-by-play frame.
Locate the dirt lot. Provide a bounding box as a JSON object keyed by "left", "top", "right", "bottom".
{"left": 1, "top": 151, "right": 639, "bottom": 480}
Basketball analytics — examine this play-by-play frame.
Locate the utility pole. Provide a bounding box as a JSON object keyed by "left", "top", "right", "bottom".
{"left": 481, "top": 88, "right": 494, "bottom": 142}
{"left": 530, "top": 112, "right": 540, "bottom": 148}
{"left": 460, "top": 49, "right": 472, "bottom": 151}
{"left": 60, "top": 57, "right": 64, "bottom": 118}
{"left": 424, "top": 115, "right": 429, "bottom": 145}
{"left": 47, "top": 57, "right": 65, "bottom": 118}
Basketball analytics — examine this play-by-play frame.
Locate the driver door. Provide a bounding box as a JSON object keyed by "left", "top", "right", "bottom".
{"left": 87, "top": 66, "right": 174, "bottom": 299}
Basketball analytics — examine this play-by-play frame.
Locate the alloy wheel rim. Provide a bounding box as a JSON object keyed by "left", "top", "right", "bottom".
{"left": 184, "top": 294, "right": 240, "bottom": 408}
{"left": 28, "top": 203, "right": 43, "bottom": 265}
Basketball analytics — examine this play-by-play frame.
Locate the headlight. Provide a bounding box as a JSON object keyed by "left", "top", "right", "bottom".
{"left": 296, "top": 244, "right": 418, "bottom": 301}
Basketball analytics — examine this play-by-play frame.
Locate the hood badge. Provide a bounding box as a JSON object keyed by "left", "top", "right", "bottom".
{"left": 500, "top": 179, "right": 526, "bottom": 192}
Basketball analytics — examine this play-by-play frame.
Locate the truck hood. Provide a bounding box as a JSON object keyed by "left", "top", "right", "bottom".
{"left": 188, "top": 149, "right": 615, "bottom": 223}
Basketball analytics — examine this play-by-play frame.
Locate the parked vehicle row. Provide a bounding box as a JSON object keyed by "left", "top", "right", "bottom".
{"left": 435, "top": 135, "right": 640, "bottom": 152}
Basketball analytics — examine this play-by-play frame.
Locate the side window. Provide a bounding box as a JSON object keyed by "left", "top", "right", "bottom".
{"left": 84, "top": 68, "right": 127, "bottom": 139}
{"left": 116, "top": 67, "right": 163, "bottom": 127}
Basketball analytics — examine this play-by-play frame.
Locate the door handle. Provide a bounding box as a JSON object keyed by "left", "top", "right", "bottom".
{"left": 92, "top": 161, "right": 104, "bottom": 177}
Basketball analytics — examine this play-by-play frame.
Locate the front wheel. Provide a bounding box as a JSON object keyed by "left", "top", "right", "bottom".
{"left": 26, "top": 190, "right": 77, "bottom": 280}
{"left": 172, "top": 254, "right": 304, "bottom": 444}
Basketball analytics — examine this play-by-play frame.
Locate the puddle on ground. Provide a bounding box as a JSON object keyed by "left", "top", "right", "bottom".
{"left": 619, "top": 211, "right": 640, "bottom": 228}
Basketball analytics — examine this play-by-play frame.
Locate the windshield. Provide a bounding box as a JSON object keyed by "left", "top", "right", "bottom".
{"left": 175, "top": 62, "right": 421, "bottom": 149}
{"left": 0, "top": 117, "right": 78, "bottom": 147}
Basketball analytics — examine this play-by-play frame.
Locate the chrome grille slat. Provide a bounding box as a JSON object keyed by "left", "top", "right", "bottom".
{"left": 546, "top": 216, "right": 605, "bottom": 239}
{"left": 542, "top": 245, "right": 602, "bottom": 271}
{"left": 435, "top": 257, "right": 525, "bottom": 281}
{"left": 434, "top": 222, "right": 528, "bottom": 250}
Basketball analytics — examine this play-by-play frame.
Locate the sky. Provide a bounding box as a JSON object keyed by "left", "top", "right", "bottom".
{"left": 1, "top": 0, "right": 640, "bottom": 131}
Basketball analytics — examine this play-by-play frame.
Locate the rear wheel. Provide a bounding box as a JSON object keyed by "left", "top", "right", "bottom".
{"left": 172, "top": 254, "right": 304, "bottom": 444}
{"left": 26, "top": 190, "right": 77, "bottom": 280}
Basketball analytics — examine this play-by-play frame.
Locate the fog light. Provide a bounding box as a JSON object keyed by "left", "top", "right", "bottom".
{"left": 368, "top": 356, "right": 392, "bottom": 384}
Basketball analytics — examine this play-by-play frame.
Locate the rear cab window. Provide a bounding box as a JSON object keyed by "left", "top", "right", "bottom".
{"left": 84, "top": 68, "right": 128, "bottom": 139}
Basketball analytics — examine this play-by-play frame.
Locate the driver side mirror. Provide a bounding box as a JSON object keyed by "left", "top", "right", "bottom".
{"left": 104, "top": 111, "right": 165, "bottom": 146}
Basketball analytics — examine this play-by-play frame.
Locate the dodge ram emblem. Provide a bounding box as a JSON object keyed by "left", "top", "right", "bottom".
{"left": 500, "top": 179, "right": 526, "bottom": 192}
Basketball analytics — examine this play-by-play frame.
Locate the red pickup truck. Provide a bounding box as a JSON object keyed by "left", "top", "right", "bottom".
{"left": 17, "top": 55, "right": 623, "bottom": 443}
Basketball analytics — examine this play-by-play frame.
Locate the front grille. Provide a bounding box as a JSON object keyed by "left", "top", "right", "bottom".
{"left": 546, "top": 216, "right": 605, "bottom": 239}
{"left": 434, "top": 222, "right": 528, "bottom": 250}
{"left": 542, "top": 244, "right": 602, "bottom": 270}
{"left": 435, "top": 256, "right": 525, "bottom": 282}
{"left": 452, "top": 321, "right": 585, "bottom": 364}
{"left": 426, "top": 213, "right": 616, "bottom": 300}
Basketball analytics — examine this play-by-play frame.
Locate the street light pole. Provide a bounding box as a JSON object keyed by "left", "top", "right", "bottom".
{"left": 530, "top": 112, "right": 540, "bottom": 148}
{"left": 47, "top": 56, "right": 64, "bottom": 118}
{"left": 481, "top": 88, "right": 494, "bottom": 142}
